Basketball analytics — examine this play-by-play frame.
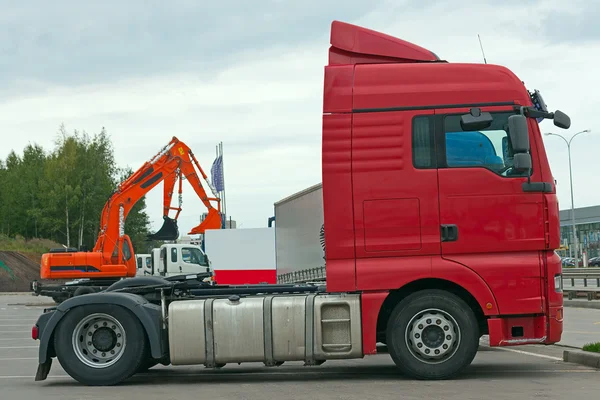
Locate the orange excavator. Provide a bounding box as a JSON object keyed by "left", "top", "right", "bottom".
{"left": 39, "top": 137, "right": 222, "bottom": 280}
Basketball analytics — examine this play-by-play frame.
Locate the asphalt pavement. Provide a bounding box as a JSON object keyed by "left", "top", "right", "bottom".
{"left": 561, "top": 305, "right": 600, "bottom": 348}
{"left": 1, "top": 293, "right": 599, "bottom": 399}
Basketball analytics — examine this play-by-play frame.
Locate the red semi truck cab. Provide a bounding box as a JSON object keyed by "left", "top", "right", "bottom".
{"left": 31, "top": 21, "right": 571, "bottom": 386}
{"left": 322, "top": 21, "right": 567, "bottom": 351}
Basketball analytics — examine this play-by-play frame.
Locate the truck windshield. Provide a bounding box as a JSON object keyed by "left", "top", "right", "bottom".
{"left": 444, "top": 111, "right": 529, "bottom": 177}
{"left": 182, "top": 247, "right": 208, "bottom": 266}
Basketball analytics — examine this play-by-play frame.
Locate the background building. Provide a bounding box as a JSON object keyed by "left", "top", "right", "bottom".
{"left": 559, "top": 205, "right": 600, "bottom": 259}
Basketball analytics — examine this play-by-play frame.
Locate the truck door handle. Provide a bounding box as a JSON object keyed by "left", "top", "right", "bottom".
{"left": 441, "top": 224, "right": 458, "bottom": 242}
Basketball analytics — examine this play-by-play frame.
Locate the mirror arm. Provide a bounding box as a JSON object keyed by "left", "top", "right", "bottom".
{"left": 516, "top": 106, "right": 555, "bottom": 121}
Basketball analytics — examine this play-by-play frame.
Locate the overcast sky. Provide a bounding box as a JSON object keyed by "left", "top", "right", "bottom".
{"left": 1, "top": 0, "right": 599, "bottom": 236}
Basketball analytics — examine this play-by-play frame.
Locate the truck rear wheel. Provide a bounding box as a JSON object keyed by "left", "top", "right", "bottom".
{"left": 53, "top": 304, "right": 149, "bottom": 386}
{"left": 386, "top": 289, "right": 479, "bottom": 380}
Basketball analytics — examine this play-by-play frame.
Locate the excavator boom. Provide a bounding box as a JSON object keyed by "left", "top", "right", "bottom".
{"left": 40, "top": 137, "right": 222, "bottom": 280}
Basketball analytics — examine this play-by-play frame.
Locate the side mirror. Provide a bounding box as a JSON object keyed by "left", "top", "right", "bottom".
{"left": 508, "top": 114, "right": 530, "bottom": 153}
{"left": 513, "top": 153, "right": 532, "bottom": 173}
{"left": 553, "top": 110, "right": 571, "bottom": 129}
{"left": 461, "top": 108, "right": 493, "bottom": 131}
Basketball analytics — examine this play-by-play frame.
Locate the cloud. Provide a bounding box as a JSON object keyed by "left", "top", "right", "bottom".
{"left": 0, "top": 0, "right": 372, "bottom": 90}
{"left": 1, "top": 0, "right": 600, "bottom": 237}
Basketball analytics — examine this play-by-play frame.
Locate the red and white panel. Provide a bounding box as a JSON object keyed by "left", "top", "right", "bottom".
{"left": 204, "top": 227, "right": 277, "bottom": 285}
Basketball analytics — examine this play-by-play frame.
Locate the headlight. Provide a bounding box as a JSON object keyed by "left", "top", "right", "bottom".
{"left": 554, "top": 274, "right": 563, "bottom": 292}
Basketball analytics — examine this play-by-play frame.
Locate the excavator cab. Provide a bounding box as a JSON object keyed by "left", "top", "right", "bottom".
{"left": 148, "top": 216, "right": 180, "bottom": 241}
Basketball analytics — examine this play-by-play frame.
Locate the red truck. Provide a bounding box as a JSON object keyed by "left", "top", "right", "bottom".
{"left": 31, "top": 20, "right": 569, "bottom": 386}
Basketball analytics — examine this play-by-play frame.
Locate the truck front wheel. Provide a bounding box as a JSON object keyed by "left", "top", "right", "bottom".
{"left": 53, "top": 304, "right": 149, "bottom": 386}
{"left": 386, "top": 289, "right": 479, "bottom": 380}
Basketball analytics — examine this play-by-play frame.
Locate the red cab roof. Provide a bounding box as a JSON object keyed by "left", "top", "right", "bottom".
{"left": 329, "top": 20, "right": 441, "bottom": 65}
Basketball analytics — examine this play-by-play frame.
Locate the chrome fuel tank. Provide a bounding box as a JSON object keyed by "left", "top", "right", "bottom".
{"left": 167, "top": 293, "right": 362, "bottom": 366}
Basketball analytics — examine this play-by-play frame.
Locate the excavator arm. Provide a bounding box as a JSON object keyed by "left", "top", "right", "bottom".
{"left": 153, "top": 145, "right": 221, "bottom": 239}
{"left": 41, "top": 137, "right": 222, "bottom": 280}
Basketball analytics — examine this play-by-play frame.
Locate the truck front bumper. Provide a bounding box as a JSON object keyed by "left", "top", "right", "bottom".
{"left": 487, "top": 307, "right": 563, "bottom": 346}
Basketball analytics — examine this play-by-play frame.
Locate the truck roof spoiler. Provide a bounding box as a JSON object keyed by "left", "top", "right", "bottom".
{"left": 328, "top": 20, "right": 443, "bottom": 65}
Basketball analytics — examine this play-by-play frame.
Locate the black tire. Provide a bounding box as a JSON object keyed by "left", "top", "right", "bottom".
{"left": 53, "top": 303, "right": 149, "bottom": 386}
{"left": 386, "top": 289, "right": 479, "bottom": 380}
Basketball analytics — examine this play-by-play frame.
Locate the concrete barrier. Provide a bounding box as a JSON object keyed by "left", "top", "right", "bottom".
{"left": 563, "top": 299, "right": 600, "bottom": 309}
{"left": 563, "top": 349, "right": 600, "bottom": 369}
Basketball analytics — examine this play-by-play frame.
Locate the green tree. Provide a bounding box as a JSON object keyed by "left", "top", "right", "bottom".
{"left": 21, "top": 143, "right": 47, "bottom": 238}
{"left": 115, "top": 167, "right": 154, "bottom": 252}
{"left": 0, "top": 124, "right": 153, "bottom": 255}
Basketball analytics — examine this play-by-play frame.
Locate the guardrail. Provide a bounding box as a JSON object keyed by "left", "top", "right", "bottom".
{"left": 562, "top": 268, "right": 600, "bottom": 300}
{"left": 277, "top": 266, "right": 326, "bottom": 284}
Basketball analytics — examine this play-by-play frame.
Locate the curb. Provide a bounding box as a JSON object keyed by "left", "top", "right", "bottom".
{"left": 0, "top": 292, "right": 34, "bottom": 295}
{"left": 563, "top": 349, "right": 600, "bottom": 369}
{"left": 564, "top": 299, "right": 600, "bottom": 309}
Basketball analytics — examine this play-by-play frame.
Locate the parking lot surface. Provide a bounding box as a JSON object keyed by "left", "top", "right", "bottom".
{"left": 1, "top": 294, "right": 599, "bottom": 399}
{"left": 561, "top": 305, "right": 600, "bottom": 348}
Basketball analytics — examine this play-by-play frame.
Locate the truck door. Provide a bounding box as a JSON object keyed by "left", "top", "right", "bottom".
{"left": 136, "top": 256, "right": 143, "bottom": 276}
{"left": 352, "top": 110, "right": 440, "bottom": 290}
{"left": 159, "top": 247, "right": 167, "bottom": 276}
{"left": 150, "top": 249, "right": 160, "bottom": 275}
{"left": 434, "top": 106, "right": 544, "bottom": 314}
{"left": 144, "top": 256, "right": 152, "bottom": 275}
{"left": 167, "top": 247, "right": 179, "bottom": 277}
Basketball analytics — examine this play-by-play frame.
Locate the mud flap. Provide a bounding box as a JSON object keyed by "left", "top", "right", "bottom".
{"left": 147, "top": 216, "right": 179, "bottom": 240}
{"left": 35, "top": 359, "right": 52, "bottom": 381}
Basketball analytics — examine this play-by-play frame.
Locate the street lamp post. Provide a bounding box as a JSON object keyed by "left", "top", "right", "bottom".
{"left": 544, "top": 129, "right": 591, "bottom": 261}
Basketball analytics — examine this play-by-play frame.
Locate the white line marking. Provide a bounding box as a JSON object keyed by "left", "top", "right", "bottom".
{"left": 483, "top": 345, "right": 563, "bottom": 361}
{"left": 0, "top": 338, "right": 32, "bottom": 341}
{"left": 0, "top": 331, "right": 30, "bottom": 333}
{"left": 0, "top": 357, "right": 37, "bottom": 361}
{"left": 0, "top": 325, "right": 36, "bottom": 327}
{"left": 0, "top": 346, "right": 37, "bottom": 349}
{"left": 0, "top": 318, "right": 37, "bottom": 321}
{"left": 0, "top": 329, "right": 31, "bottom": 332}
{"left": 0, "top": 312, "right": 43, "bottom": 314}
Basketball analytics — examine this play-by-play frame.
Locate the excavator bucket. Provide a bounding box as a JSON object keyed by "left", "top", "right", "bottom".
{"left": 189, "top": 208, "right": 222, "bottom": 235}
{"left": 147, "top": 216, "right": 180, "bottom": 241}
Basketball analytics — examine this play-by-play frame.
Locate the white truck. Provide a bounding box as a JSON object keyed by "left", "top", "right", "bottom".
{"left": 149, "top": 243, "right": 212, "bottom": 278}
{"left": 31, "top": 243, "right": 213, "bottom": 303}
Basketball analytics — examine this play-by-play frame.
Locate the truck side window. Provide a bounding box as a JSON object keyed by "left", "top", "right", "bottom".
{"left": 182, "top": 247, "right": 208, "bottom": 266}
{"left": 137, "top": 257, "right": 142, "bottom": 269}
{"left": 412, "top": 116, "right": 435, "bottom": 169}
{"left": 171, "top": 247, "right": 178, "bottom": 263}
{"left": 443, "top": 112, "right": 530, "bottom": 177}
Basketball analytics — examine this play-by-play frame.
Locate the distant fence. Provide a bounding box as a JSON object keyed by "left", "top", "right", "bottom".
{"left": 277, "top": 266, "right": 326, "bottom": 284}
{"left": 562, "top": 268, "right": 600, "bottom": 300}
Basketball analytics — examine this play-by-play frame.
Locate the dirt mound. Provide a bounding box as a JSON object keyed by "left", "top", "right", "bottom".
{"left": 0, "top": 251, "right": 42, "bottom": 292}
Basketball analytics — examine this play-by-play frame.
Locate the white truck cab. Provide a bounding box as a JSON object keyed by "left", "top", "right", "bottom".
{"left": 135, "top": 254, "right": 151, "bottom": 276}
{"left": 149, "top": 243, "right": 212, "bottom": 278}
